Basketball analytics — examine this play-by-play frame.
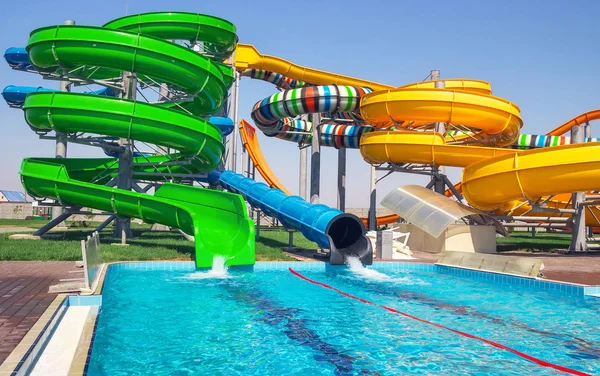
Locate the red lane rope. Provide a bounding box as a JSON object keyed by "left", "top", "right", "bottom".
{"left": 288, "top": 268, "right": 590, "bottom": 376}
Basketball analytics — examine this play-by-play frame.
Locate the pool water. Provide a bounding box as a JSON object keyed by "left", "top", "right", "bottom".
{"left": 87, "top": 263, "right": 600, "bottom": 375}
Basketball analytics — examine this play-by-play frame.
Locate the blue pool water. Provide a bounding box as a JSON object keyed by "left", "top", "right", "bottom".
{"left": 87, "top": 263, "right": 600, "bottom": 375}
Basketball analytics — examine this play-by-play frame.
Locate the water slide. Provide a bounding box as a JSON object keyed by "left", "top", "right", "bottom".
{"left": 239, "top": 119, "right": 399, "bottom": 226}
{"left": 233, "top": 45, "right": 600, "bottom": 224}
{"left": 209, "top": 170, "right": 372, "bottom": 265}
{"left": 10, "top": 13, "right": 256, "bottom": 268}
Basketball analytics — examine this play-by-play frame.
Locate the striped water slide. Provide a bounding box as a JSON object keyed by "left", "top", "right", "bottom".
{"left": 249, "top": 84, "right": 374, "bottom": 148}
{"left": 241, "top": 69, "right": 307, "bottom": 90}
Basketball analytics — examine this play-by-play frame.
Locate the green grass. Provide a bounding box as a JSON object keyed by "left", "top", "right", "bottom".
{"left": 496, "top": 231, "right": 571, "bottom": 252}
{"left": 0, "top": 225, "right": 317, "bottom": 262}
{"left": 0, "top": 218, "right": 51, "bottom": 229}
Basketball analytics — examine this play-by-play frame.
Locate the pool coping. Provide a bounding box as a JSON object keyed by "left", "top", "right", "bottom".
{"left": 3, "top": 259, "right": 599, "bottom": 375}
{"left": 0, "top": 294, "right": 67, "bottom": 375}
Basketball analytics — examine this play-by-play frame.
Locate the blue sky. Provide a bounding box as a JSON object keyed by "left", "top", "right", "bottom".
{"left": 1, "top": 0, "right": 599, "bottom": 208}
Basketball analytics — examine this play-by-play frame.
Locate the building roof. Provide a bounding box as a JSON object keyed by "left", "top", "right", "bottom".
{"left": 0, "top": 190, "right": 26, "bottom": 202}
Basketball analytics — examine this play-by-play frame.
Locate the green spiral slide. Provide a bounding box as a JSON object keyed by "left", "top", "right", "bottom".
{"left": 19, "top": 12, "right": 255, "bottom": 268}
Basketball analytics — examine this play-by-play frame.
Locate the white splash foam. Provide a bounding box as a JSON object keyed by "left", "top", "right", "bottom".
{"left": 344, "top": 256, "right": 427, "bottom": 285}
{"left": 345, "top": 256, "right": 394, "bottom": 281}
{"left": 179, "top": 255, "right": 232, "bottom": 280}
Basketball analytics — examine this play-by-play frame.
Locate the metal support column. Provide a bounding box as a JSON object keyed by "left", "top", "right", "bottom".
{"left": 569, "top": 125, "right": 587, "bottom": 252}
{"left": 228, "top": 71, "right": 240, "bottom": 172}
{"left": 431, "top": 71, "right": 446, "bottom": 194}
{"left": 256, "top": 211, "right": 261, "bottom": 240}
{"left": 113, "top": 71, "right": 136, "bottom": 243}
{"left": 368, "top": 165, "right": 377, "bottom": 230}
{"left": 585, "top": 124, "right": 592, "bottom": 237}
{"left": 95, "top": 214, "right": 116, "bottom": 233}
{"left": 51, "top": 19, "right": 76, "bottom": 226}
{"left": 299, "top": 115, "right": 309, "bottom": 200}
{"left": 310, "top": 113, "right": 321, "bottom": 204}
{"left": 241, "top": 146, "right": 248, "bottom": 177}
{"left": 337, "top": 148, "right": 346, "bottom": 211}
{"left": 299, "top": 145, "right": 308, "bottom": 200}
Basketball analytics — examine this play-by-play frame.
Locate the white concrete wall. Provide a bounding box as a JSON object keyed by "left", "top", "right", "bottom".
{"left": 390, "top": 223, "right": 497, "bottom": 254}
{"left": 0, "top": 203, "right": 33, "bottom": 219}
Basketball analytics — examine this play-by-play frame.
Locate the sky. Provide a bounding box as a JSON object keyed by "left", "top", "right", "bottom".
{"left": 1, "top": 0, "right": 599, "bottom": 208}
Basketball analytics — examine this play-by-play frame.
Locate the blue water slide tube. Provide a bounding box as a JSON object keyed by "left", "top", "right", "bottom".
{"left": 2, "top": 85, "right": 117, "bottom": 107}
{"left": 1, "top": 85, "right": 56, "bottom": 106}
{"left": 4, "top": 48, "right": 31, "bottom": 71}
{"left": 209, "top": 170, "right": 372, "bottom": 265}
{"left": 208, "top": 116, "right": 235, "bottom": 137}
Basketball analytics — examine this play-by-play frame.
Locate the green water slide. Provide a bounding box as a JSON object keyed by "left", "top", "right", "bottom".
{"left": 19, "top": 12, "right": 255, "bottom": 268}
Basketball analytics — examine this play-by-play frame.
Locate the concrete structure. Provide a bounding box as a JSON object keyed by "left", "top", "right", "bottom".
{"left": 392, "top": 223, "right": 497, "bottom": 254}
{"left": 375, "top": 230, "right": 393, "bottom": 259}
{"left": 0, "top": 202, "right": 32, "bottom": 219}
{"left": 437, "top": 251, "right": 544, "bottom": 277}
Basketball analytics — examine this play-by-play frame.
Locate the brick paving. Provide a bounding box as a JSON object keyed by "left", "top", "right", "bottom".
{"left": 0, "top": 262, "right": 74, "bottom": 364}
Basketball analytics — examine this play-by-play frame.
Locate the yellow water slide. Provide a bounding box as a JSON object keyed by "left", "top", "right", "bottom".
{"left": 360, "top": 131, "right": 600, "bottom": 212}
{"left": 234, "top": 44, "right": 600, "bottom": 224}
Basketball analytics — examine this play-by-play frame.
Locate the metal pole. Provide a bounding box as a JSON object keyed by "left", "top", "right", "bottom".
{"left": 158, "top": 83, "right": 169, "bottom": 101}
{"left": 256, "top": 211, "right": 261, "bottom": 240}
{"left": 432, "top": 71, "right": 446, "bottom": 194}
{"left": 299, "top": 115, "right": 308, "bottom": 200}
{"left": 241, "top": 146, "right": 248, "bottom": 177}
{"left": 310, "top": 113, "right": 321, "bottom": 204}
{"left": 368, "top": 165, "right": 377, "bottom": 230}
{"left": 337, "top": 148, "right": 346, "bottom": 211}
{"left": 584, "top": 124, "right": 593, "bottom": 238}
{"left": 113, "top": 71, "right": 136, "bottom": 243}
{"left": 230, "top": 71, "right": 240, "bottom": 173}
{"left": 299, "top": 145, "right": 308, "bottom": 200}
{"left": 51, "top": 19, "right": 75, "bottom": 225}
{"left": 246, "top": 151, "right": 252, "bottom": 178}
{"left": 95, "top": 214, "right": 116, "bottom": 233}
{"left": 569, "top": 125, "right": 587, "bottom": 252}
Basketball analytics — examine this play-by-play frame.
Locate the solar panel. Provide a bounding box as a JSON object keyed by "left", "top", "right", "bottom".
{"left": 0, "top": 190, "right": 25, "bottom": 202}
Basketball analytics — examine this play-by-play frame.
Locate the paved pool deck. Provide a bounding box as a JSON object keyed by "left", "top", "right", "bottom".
{"left": 0, "top": 262, "right": 74, "bottom": 364}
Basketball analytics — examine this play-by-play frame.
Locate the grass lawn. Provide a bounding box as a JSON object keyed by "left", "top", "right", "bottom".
{"left": 496, "top": 231, "right": 572, "bottom": 252}
{"left": 0, "top": 218, "right": 52, "bottom": 229}
{"left": 0, "top": 221, "right": 317, "bottom": 262}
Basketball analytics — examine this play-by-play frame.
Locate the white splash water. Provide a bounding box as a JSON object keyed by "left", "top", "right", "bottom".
{"left": 344, "top": 256, "right": 427, "bottom": 285}
{"left": 180, "top": 255, "right": 232, "bottom": 280}
{"left": 345, "top": 256, "right": 394, "bottom": 282}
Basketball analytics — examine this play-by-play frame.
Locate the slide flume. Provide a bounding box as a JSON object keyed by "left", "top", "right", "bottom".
{"left": 235, "top": 44, "right": 600, "bottom": 225}
{"left": 239, "top": 120, "right": 399, "bottom": 226}
{"left": 16, "top": 13, "right": 255, "bottom": 267}
{"left": 210, "top": 170, "right": 372, "bottom": 265}
{"left": 360, "top": 131, "right": 600, "bottom": 213}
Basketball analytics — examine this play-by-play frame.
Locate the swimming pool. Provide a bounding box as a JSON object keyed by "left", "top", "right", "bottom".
{"left": 87, "top": 262, "right": 599, "bottom": 375}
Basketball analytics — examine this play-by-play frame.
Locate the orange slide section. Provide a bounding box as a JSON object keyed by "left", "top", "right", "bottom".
{"left": 239, "top": 120, "right": 291, "bottom": 195}
{"left": 547, "top": 110, "right": 600, "bottom": 136}
{"left": 239, "top": 120, "right": 399, "bottom": 226}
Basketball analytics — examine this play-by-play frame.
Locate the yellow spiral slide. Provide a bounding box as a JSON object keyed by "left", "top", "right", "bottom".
{"left": 234, "top": 44, "right": 600, "bottom": 219}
